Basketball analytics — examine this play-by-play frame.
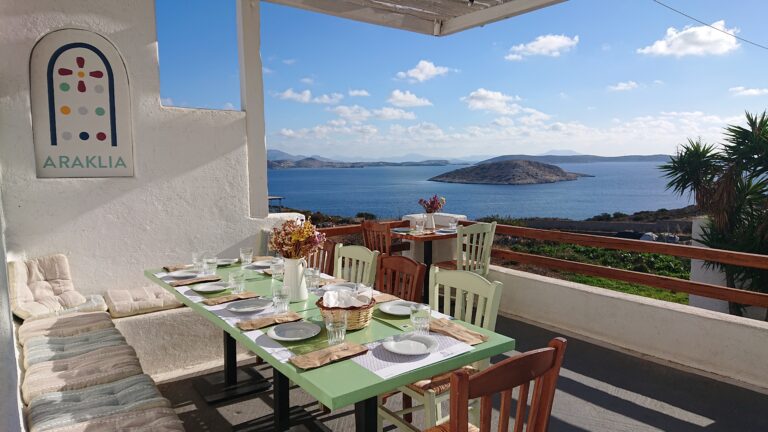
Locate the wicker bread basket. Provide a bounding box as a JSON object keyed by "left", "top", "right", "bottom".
{"left": 315, "top": 298, "right": 376, "bottom": 330}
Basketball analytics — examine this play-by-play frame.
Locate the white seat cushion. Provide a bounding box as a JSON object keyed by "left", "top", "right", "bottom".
{"left": 8, "top": 254, "right": 106, "bottom": 320}
{"left": 105, "top": 286, "right": 181, "bottom": 318}
{"left": 17, "top": 312, "right": 114, "bottom": 346}
{"left": 26, "top": 374, "right": 171, "bottom": 432}
{"left": 23, "top": 327, "right": 127, "bottom": 369}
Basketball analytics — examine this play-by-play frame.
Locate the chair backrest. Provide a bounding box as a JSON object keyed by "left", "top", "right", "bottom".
{"left": 361, "top": 220, "right": 392, "bottom": 255}
{"left": 428, "top": 267, "right": 502, "bottom": 330}
{"left": 333, "top": 244, "right": 380, "bottom": 286}
{"left": 444, "top": 337, "right": 567, "bottom": 432}
{"left": 306, "top": 239, "right": 336, "bottom": 275}
{"left": 375, "top": 255, "right": 426, "bottom": 302}
{"left": 455, "top": 222, "right": 496, "bottom": 277}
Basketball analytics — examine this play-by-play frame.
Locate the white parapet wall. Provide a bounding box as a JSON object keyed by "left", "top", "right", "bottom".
{"left": 489, "top": 265, "right": 768, "bottom": 390}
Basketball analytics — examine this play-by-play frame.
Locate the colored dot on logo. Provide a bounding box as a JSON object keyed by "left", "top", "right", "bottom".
{"left": 79, "top": 132, "right": 89, "bottom": 140}
{"left": 60, "top": 83, "right": 70, "bottom": 92}
{"left": 60, "top": 106, "right": 71, "bottom": 115}
{"left": 96, "top": 132, "right": 106, "bottom": 141}
{"left": 77, "top": 71, "right": 85, "bottom": 78}
{"left": 95, "top": 107, "right": 105, "bottom": 116}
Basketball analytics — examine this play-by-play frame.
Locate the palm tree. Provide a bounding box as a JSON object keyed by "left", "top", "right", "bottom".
{"left": 660, "top": 112, "right": 768, "bottom": 317}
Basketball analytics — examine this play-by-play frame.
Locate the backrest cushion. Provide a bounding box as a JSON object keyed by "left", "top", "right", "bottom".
{"left": 8, "top": 254, "right": 86, "bottom": 320}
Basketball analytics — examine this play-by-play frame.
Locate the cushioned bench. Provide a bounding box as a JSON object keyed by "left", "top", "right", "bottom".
{"left": 16, "top": 312, "right": 183, "bottom": 431}
{"left": 104, "top": 285, "right": 181, "bottom": 318}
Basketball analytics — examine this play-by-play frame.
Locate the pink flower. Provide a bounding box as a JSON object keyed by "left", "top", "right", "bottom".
{"left": 418, "top": 195, "right": 446, "bottom": 213}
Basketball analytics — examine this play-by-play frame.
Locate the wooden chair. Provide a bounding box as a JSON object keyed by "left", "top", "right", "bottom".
{"left": 333, "top": 244, "right": 380, "bottom": 286}
{"left": 435, "top": 222, "right": 496, "bottom": 277}
{"left": 306, "top": 239, "right": 336, "bottom": 275}
{"left": 378, "top": 267, "right": 503, "bottom": 431}
{"left": 375, "top": 255, "right": 426, "bottom": 303}
{"left": 425, "top": 337, "right": 568, "bottom": 432}
{"left": 362, "top": 220, "right": 410, "bottom": 255}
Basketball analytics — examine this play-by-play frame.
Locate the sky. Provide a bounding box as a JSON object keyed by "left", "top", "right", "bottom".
{"left": 156, "top": 0, "right": 768, "bottom": 159}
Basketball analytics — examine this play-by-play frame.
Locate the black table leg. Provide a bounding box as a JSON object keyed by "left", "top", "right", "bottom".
{"left": 355, "top": 397, "right": 378, "bottom": 432}
{"left": 192, "top": 331, "right": 272, "bottom": 404}
{"left": 274, "top": 370, "right": 290, "bottom": 430}
{"left": 423, "top": 240, "right": 433, "bottom": 303}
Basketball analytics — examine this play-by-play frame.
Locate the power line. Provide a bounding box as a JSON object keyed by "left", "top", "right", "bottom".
{"left": 651, "top": 0, "right": 768, "bottom": 51}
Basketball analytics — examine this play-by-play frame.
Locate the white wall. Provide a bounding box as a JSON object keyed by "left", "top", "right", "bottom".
{"left": 490, "top": 265, "right": 768, "bottom": 390}
{"left": 0, "top": 0, "right": 292, "bottom": 294}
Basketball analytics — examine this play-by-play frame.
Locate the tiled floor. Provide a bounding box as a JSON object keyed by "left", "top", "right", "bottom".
{"left": 158, "top": 316, "right": 768, "bottom": 431}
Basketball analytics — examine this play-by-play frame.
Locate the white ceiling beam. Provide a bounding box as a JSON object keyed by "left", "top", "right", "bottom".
{"left": 439, "top": 0, "right": 567, "bottom": 36}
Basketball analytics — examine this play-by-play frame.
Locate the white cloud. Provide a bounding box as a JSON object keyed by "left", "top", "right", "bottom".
{"left": 282, "top": 59, "right": 297, "bottom": 65}
{"left": 160, "top": 97, "right": 174, "bottom": 106}
{"left": 653, "top": 80, "right": 665, "bottom": 85}
{"left": 729, "top": 86, "right": 768, "bottom": 96}
{"left": 263, "top": 67, "right": 274, "bottom": 74}
{"left": 637, "top": 20, "right": 739, "bottom": 57}
{"left": 505, "top": 34, "right": 579, "bottom": 61}
{"left": 461, "top": 88, "right": 522, "bottom": 115}
{"left": 222, "top": 102, "right": 237, "bottom": 110}
{"left": 388, "top": 90, "right": 432, "bottom": 107}
{"left": 396, "top": 60, "right": 451, "bottom": 83}
{"left": 349, "top": 89, "right": 370, "bottom": 97}
{"left": 277, "top": 88, "right": 343, "bottom": 104}
{"left": 518, "top": 108, "right": 551, "bottom": 125}
{"left": 329, "top": 105, "right": 371, "bottom": 123}
{"left": 373, "top": 107, "right": 416, "bottom": 120}
{"left": 607, "top": 81, "right": 638, "bottom": 91}
{"left": 300, "top": 77, "right": 314, "bottom": 85}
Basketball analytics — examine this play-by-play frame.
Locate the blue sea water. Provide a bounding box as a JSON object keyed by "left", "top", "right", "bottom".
{"left": 267, "top": 162, "right": 692, "bottom": 220}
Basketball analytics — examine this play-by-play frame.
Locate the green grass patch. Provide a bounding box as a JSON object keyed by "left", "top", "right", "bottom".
{"left": 566, "top": 274, "right": 689, "bottom": 304}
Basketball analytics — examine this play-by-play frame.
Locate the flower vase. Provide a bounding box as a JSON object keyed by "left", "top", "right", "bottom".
{"left": 425, "top": 213, "right": 436, "bottom": 230}
{"left": 283, "top": 258, "right": 308, "bottom": 302}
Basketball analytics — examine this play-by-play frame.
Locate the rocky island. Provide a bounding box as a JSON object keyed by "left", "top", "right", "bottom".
{"left": 429, "top": 159, "right": 591, "bottom": 185}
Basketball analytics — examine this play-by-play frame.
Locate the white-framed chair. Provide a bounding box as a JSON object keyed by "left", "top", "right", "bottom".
{"left": 333, "top": 244, "right": 380, "bottom": 287}
{"left": 434, "top": 222, "right": 496, "bottom": 277}
{"left": 378, "top": 267, "right": 503, "bottom": 431}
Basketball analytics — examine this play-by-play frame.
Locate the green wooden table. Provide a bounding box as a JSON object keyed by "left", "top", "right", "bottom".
{"left": 145, "top": 265, "right": 515, "bottom": 431}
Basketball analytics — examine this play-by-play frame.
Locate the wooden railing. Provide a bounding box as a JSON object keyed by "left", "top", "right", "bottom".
{"left": 319, "top": 220, "right": 768, "bottom": 309}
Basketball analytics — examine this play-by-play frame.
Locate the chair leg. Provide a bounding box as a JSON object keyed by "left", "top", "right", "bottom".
{"left": 403, "top": 394, "right": 413, "bottom": 423}
{"left": 423, "top": 390, "right": 438, "bottom": 428}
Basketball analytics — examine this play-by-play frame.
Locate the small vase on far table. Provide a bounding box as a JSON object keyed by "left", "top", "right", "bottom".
{"left": 425, "top": 213, "right": 436, "bottom": 230}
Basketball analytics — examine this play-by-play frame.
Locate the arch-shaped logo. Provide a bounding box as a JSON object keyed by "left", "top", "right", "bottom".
{"left": 31, "top": 29, "right": 133, "bottom": 177}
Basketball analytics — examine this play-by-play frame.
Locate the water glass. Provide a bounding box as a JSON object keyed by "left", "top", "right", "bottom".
{"left": 414, "top": 217, "right": 426, "bottom": 234}
{"left": 228, "top": 270, "right": 246, "bottom": 294}
{"left": 201, "top": 256, "right": 218, "bottom": 276}
{"left": 191, "top": 252, "right": 203, "bottom": 274}
{"left": 305, "top": 267, "right": 320, "bottom": 293}
{"left": 270, "top": 262, "right": 285, "bottom": 282}
{"left": 410, "top": 303, "right": 431, "bottom": 335}
{"left": 239, "top": 247, "right": 253, "bottom": 266}
{"left": 325, "top": 312, "right": 347, "bottom": 345}
{"left": 272, "top": 280, "right": 289, "bottom": 313}
{"left": 448, "top": 218, "right": 458, "bottom": 230}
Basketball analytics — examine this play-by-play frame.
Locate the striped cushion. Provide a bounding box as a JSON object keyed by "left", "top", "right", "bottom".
{"left": 27, "top": 374, "right": 170, "bottom": 432}
{"left": 22, "top": 345, "right": 143, "bottom": 404}
{"left": 36, "top": 407, "right": 184, "bottom": 432}
{"left": 18, "top": 312, "right": 114, "bottom": 346}
{"left": 23, "top": 328, "right": 126, "bottom": 369}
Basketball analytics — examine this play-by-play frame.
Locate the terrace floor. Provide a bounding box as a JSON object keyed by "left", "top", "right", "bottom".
{"left": 158, "top": 316, "right": 768, "bottom": 431}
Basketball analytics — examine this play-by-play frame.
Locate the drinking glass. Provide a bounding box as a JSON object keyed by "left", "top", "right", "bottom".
{"left": 202, "top": 256, "right": 218, "bottom": 276}
{"left": 270, "top": 262, "right": 284, "bottom": 282}
{"left": 325, "top": 312, "right": 347, "bottom": 345}
{"left": 228, "top": 270, "right": 246, "bottom": 294}
{"left": 191, "top": 252, "right": 203, "bottom": 274}
{"left": 239, "top": 247, "right": 253, "bottom": 266}
{"left": 448, "top": 218, "right": 458, "bottom": 231}
{"left": 305, "top": 267, "right": 320, "bottom": 294}
{"left": 414, "top": 216, "right": 426, "bottom": 234}
{"left": 272, "top": 279, "right": 289, "bottom": 314}
{"left": 410, "top": 303, "right": 431, "bottom": 335}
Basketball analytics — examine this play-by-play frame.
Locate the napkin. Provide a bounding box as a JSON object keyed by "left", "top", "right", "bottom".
{"left": 236, "top": 312, "right": 302, "bottom": 331}
{"left": 322, "top": 286, "right": 373, "bottom": 308}
{"left": 168, "top": 276, "right": 221, "bottom": 287}
{"left": 163, "top": 264, "right": 189, "bottom": 272}
{"left": 289, "top": 343, "right": 368, "bottom": 370}
{"left": 318, "top": 278, "right": 346, "bottom": 287}
{"left": 430, "top": 318, "right": 488, "bottom": 346}
{"left": 203, "top": 291, "right": 261, "bottom": 306}
{"left": 373, "top": 293, "right": 400, "bottom": 303}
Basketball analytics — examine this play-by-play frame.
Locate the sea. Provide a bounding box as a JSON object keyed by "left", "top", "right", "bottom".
{"left": 267, "top": 162, "right": 693, "bottom": 220}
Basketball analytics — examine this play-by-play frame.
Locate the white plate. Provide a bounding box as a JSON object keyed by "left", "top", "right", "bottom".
{"left": 167, "top": 270, "right": 199, "bottom": 279}
{"left": 267, "top": 322, "right": 321, "bottom": 342}
{"left": 191, "top": 282, "right": 229, "bottom": 294}
{"left": 252, "top": 258, "right": 282, "bottom": 268}
{"left": 392, "top": 227, "right": 411, "bottom": 233}
{"left": 226, "top": 298, "right": 272, "bottom": 313}
{"left": 379, "top": 300, "right": 417, "bottom": 316}
{"left": 217, "top": 258, "right": 238, "bottom": 266}
{"left": 435, "top": 229, "right": 457, "bottom": 234}
{"left": 383, "top": 334, "right": 438, "bottom": 356}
